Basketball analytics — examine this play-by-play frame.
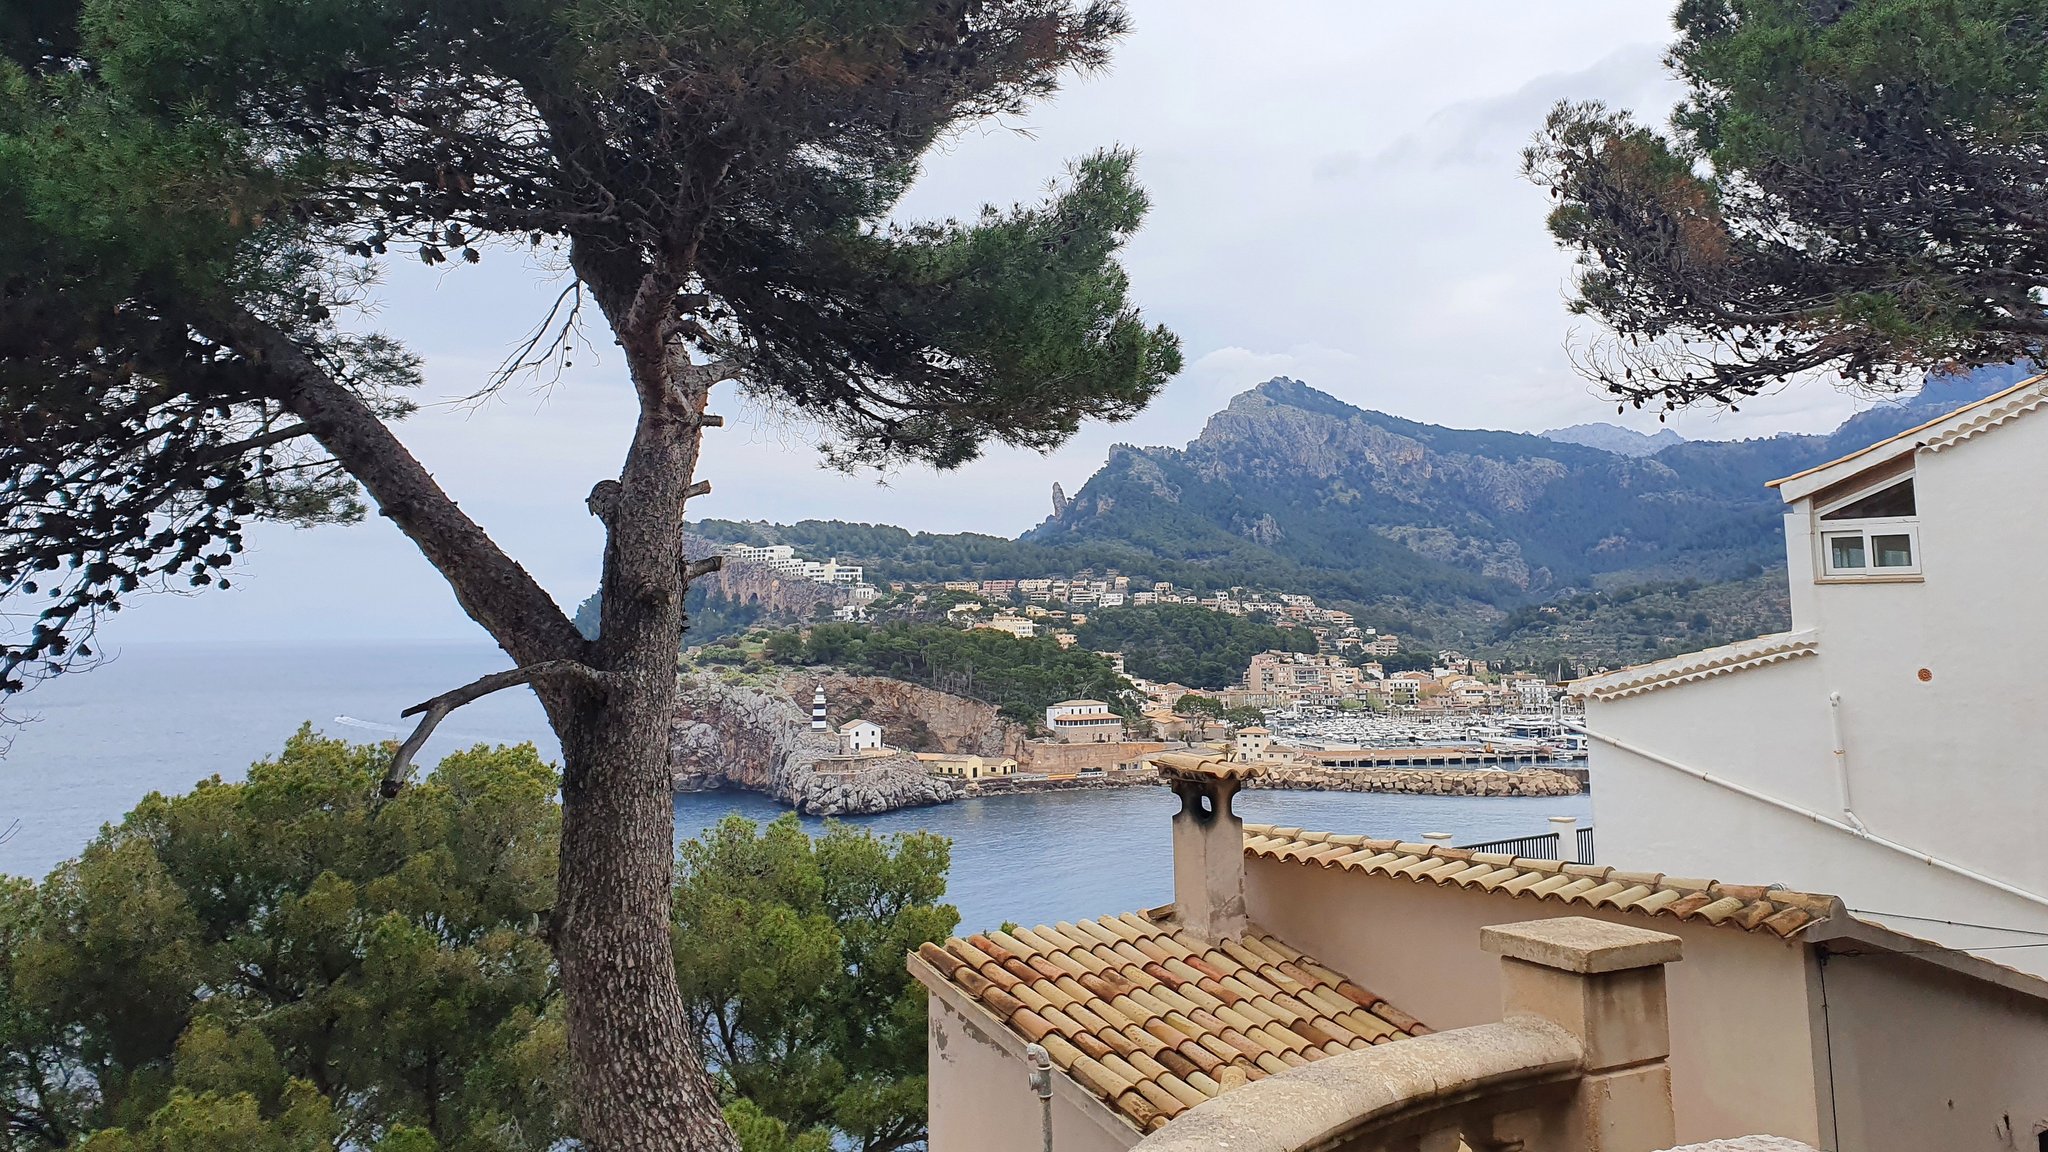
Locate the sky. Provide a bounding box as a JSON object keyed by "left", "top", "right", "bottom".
{"left": 91, "top": 2, "right": 1892, "bottom": 646}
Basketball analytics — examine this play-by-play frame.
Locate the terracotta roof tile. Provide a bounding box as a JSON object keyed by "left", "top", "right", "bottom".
{"left": 1242, "top": 824, "right": 1839, "bottom": 939}
{"left": 914, "top": 911, "right": 1429, "bottom": 1134}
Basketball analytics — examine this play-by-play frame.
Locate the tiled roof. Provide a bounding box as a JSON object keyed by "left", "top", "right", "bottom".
{"left": 1244, "top": 825, "right": 1838, "bottom": 938}
{"left": 1769, "top": 372, "right": 2048, "bottom": 498}
{"left": 911, "top": 911, "right": 1428, "bottom": 1134}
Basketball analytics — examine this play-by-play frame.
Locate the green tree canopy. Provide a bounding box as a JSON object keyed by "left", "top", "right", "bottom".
{"left": 673, "top": 816, "right": 955, "bottom": 1152}
{"left": 0, "top": 730, "right": 568, "bottom": 1152}
{"left": 1527, "top": 0, "right": 2048, "bottom": 409}
{"left": 0, "top": 737, "right": 956, "bottom": 1152}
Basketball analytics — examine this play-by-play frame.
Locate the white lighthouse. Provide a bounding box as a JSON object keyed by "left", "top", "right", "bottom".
{"left": 811, "top": 685, "right": 828, "bottom": 730}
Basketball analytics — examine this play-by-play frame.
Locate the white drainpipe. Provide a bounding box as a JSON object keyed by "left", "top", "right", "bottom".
{"left": 1827, "top": 692, "right": 1869, "bottom": 832}
{"left": 1583, "top": 726, "right": 2048, "bottom": 914}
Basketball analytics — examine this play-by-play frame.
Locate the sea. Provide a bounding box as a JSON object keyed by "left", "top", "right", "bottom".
{"left": 0, "top": 640, "right": 1591, "bottom": 933}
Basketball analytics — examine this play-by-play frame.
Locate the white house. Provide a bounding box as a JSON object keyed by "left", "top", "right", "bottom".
{"left": 1574, "top": 375, "right": 2048, "bottom": 971}
{"left": 1044, "top": 699, "right": 1125, "bottom": 744}
{"left": 838, "top": 720, "right": 885, "bottom": 756}
{"left": 1230, "top": 726, "right": 1277, "bottom": 762}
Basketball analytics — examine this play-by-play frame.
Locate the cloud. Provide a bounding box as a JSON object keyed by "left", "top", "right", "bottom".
{"left": 89, "top": 2, "right": 1882, "bottom": 646}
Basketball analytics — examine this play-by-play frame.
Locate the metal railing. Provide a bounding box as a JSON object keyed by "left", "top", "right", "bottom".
{"left": 1577, "top": 826, "right": 1595, "bottom": 865}
{"left": 1454, "top": 831, "right": 1560, "bottom": 859}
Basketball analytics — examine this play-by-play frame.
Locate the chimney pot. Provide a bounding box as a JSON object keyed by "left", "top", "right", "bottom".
{"left": 1153, "top": 752, "right": 1266, "bottom": 944}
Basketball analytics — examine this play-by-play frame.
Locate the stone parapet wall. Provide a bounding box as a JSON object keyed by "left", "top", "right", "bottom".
{"left": 1021, "top": 740, "right": 1172, "bottom": 774}
{"left": 963, "top": 770, "right": 1155, "bottom": 798}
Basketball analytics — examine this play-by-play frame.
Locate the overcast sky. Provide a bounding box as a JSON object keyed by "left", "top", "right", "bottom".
{"left": 99, "top": 2, "right": 1891, "bottom": 646}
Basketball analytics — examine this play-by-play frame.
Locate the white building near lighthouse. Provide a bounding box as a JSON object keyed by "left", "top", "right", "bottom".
{"left": 838, "top": 720, "right": 885, "bottom": 756}
{"left": 1575, "top": 375, "right": 2048, "bottom": 971}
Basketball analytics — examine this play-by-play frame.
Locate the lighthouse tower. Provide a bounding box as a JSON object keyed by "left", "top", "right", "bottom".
{"left": 811, "top": 685, "right": 828, "bottom": 731}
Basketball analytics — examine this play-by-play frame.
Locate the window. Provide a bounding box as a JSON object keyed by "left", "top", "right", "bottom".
{"left": 1817, "top": 477, "right": 1920, "bottom": 579}
{"left": 1821, "top": 477, "right": 1915, "bottom": 520}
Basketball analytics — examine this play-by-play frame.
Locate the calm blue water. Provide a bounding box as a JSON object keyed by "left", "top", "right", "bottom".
{"left": 0, "top": 641, "right": 1590, "bottom": 932}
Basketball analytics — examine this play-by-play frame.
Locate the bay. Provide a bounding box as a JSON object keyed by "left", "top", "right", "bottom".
{"left": 0, "top": 640, "right": 1591, "bottom": 932}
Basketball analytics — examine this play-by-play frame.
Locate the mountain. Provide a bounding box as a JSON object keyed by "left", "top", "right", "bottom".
{"left": 1540, "top": 423, "right": 1687, "bottom": 457}
{"left": 1032, "top": 368, "right": 2022, "bottom": 595}
{"left": 694, "top": 364, "right": 2028, "bottom": 662}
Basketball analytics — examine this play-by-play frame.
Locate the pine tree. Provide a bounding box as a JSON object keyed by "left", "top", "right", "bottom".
{"left": 0, "top": 3, "right": 1179, "bottom": 1147}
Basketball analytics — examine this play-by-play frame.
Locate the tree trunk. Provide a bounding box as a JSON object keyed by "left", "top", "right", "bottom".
{"left": 554, "top": 687, "right": 732, "bottom": 1152}
{"left": 553, "top": 333, "right": 737, "bottom": 1152}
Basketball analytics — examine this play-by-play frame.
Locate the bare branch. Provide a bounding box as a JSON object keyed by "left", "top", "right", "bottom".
{"left": 683, "top": 555, "right": 722, "bottom": 581}
{"left": 380, "top": 660, "right": 608, "bottom": 796}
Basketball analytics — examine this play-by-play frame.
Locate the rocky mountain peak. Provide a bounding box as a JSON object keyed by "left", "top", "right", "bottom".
{"left": 1541, "top": 423, "right": 1688, "bottom": 457}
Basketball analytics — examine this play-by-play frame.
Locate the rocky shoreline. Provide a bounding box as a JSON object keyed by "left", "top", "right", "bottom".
{"left": 669, "top": 676, "right": 957, "bottom": 816}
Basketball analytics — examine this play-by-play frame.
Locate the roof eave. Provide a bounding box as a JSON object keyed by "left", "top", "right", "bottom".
{"left": 1767, "top": 373, "right": 2048, "bottom": 503}
{"left": 1568, "top": 630, "right": 1820, "bottom": 701}
{"left": 1810, "top": 915, "right": 2048, "bottom": 1006}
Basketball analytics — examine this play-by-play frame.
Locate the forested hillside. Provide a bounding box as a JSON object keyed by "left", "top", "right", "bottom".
{"left": 1075, "top": 604, "right": 1316, "bottom": 688}
{"left": 1487, "top": 574, "right": 1794, "bottom": 672}
{"left": 756, "top": 623, "right": 1132, "bottom": 724}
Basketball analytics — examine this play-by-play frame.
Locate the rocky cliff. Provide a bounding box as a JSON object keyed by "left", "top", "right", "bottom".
{"left": 774, "top": 670, "right": 1032, "bottom": 758}
{"left": 668, "top": 675, "right": 961, "bottom": 816}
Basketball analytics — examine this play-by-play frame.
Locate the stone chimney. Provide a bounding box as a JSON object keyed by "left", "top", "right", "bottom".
{"left": 1153, "top": 752, "right": 1266, "bottom": 943}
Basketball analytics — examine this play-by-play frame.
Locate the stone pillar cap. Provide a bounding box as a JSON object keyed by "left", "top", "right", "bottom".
{"left": 1481, "top": 916, "right": 1681, "bottom": 974}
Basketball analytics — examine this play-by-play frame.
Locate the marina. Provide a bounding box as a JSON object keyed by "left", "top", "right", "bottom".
{"left": 1262, "top": 706, "right": 1590, "bottom": 765}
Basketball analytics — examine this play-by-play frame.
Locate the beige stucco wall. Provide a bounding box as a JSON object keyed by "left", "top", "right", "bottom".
{"left": 1821, "top": 948, "right": 2048, "bottom": 1152}
{"left": 924, "top": 973, "right": 1137, "bottom": 1152}
{"left": 1244, "top": 855, "right": 1828, "bottom": 1147}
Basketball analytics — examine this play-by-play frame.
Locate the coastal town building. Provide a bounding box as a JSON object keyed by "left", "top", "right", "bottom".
{"left": 1380, "top": 673, "right": 1425, "bottom": 706}
{"left": 1045, "top": 699, "right": 1127, "bottom": 743}
{"left": 978, "top": 615, "right": 1036, "bottom": 639}
{"left": 1575, "top": 374, "right": 2048, "bottom": 974}
{"left": 1228, "top": 725, "right": 1272, "bottom": 761}
{"left": 916, "top": 753, "right": 1018, "bottom": 780}
{"left": 718, "top": 541, "right": 877, "bottom": 598}
{"left": 913, "top": 753, "right": 2048, "bottom": 1152}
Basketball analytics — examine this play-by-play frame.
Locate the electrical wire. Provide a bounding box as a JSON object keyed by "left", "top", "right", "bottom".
{"left": 1848, "top": 909, "right": 2048, "bottom": 937}
{"left": 1832, "top": 940, "right": 2048, "bottom": 956}
{"left": 1817, "top": 948, "right": 1842, "bottom": 1152}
